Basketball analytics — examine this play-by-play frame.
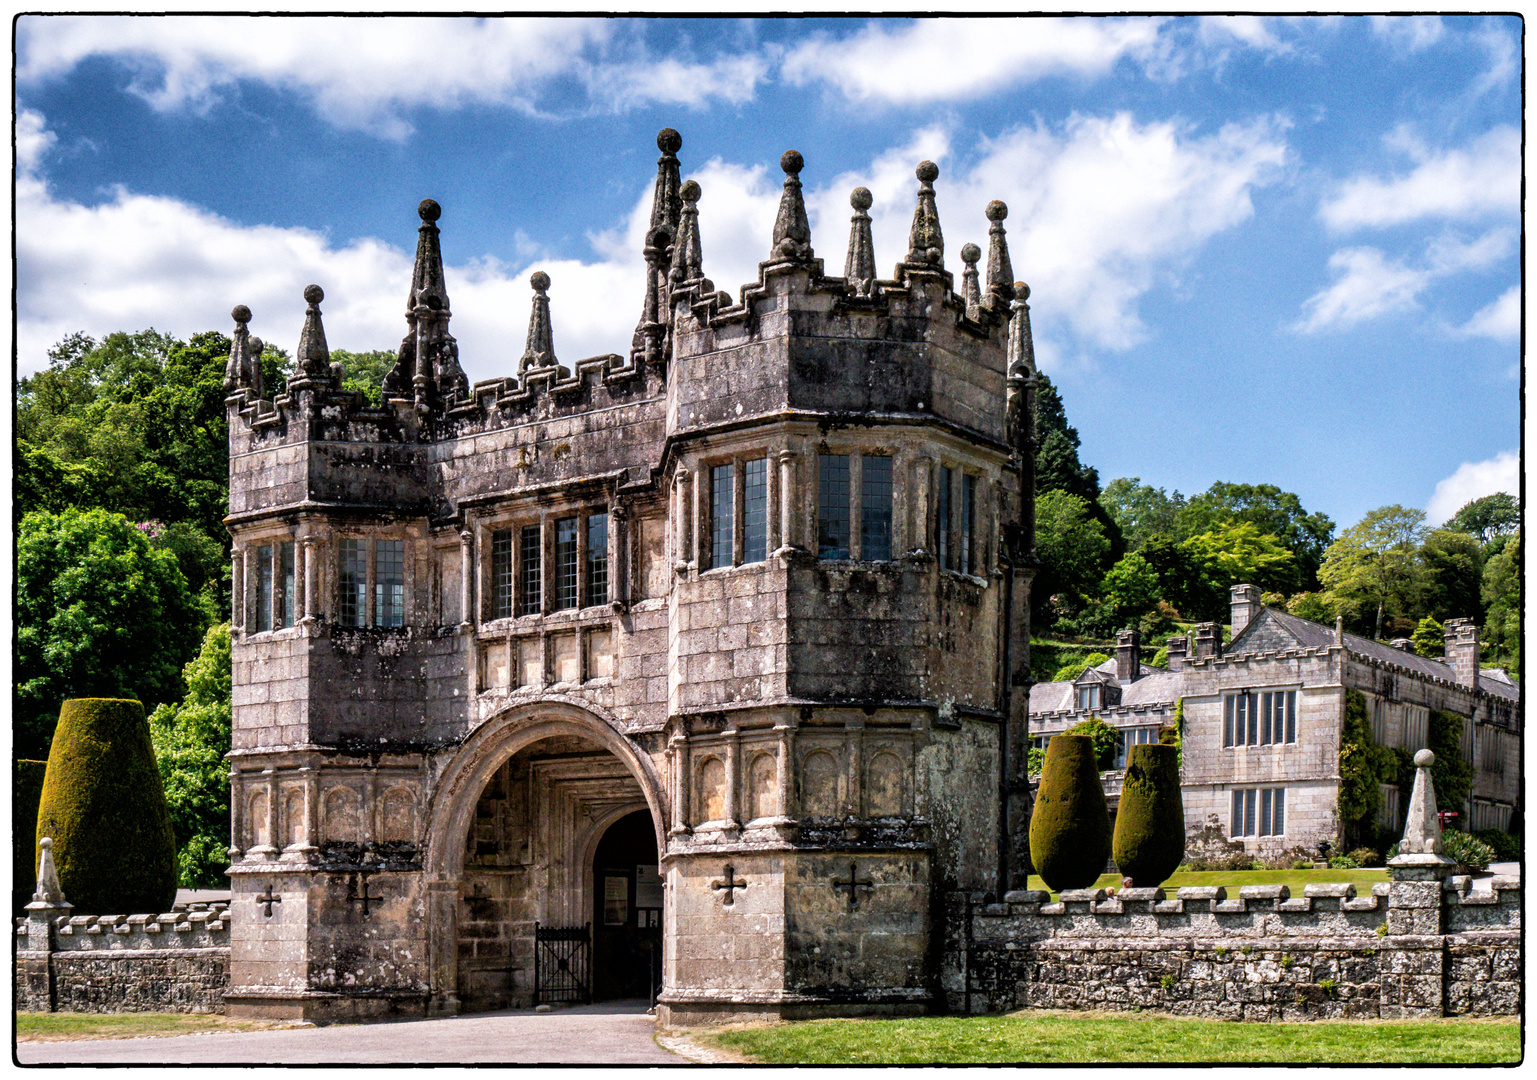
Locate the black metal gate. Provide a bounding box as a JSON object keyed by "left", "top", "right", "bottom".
{"left": 534, "top": 922, "right": 591, "bottom": 1005}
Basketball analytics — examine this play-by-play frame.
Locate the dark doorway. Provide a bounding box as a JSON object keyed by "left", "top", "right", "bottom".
{"left": 591, "top": 809, "right": 662, "bottom": 1002}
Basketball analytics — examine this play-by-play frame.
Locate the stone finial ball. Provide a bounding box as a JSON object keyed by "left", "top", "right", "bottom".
{"left": 418, "top": 198, "right": 441, "bottom": 222}
{"left": 1015, "top": 281, "right": 1030, "bottom": 300}
{"left": 961, "top": 243, "right": 981, "bottom": 265}
{"left": 303, "top": 284, "right": 324, "bottom": 305}
{"left": 657, "top": 128, "right": 682, "bottom": 154}
{"left": 916, "top": 160, "right": 939, "bottom": 183}
{"left": 1414, "top": 748, "right": 1436, "bottom": 768}
{"left": 231, "top": 304, "right": 252, "bottom": 323}
{"left": 680, "top": 179, "right": 701, "bottom": 202}
{"left": 530, "top": 270, "right": 550, "bottom": 292}
{"left": 40, "top": 837, "right": 52, "bottom": 850}
{"left": 986, "top": 199, "right": 1008, "bottom": 222}
{"left": 851, "top": 187, "right": 873, "bottom": 211}
{"left": 781, "top": 150, "right": 804, "bottom": 176}
{"left": 249, "top": 337, "right": 264, "bottom": 355}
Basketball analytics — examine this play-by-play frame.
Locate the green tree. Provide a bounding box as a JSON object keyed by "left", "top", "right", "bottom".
{"left": 1099, "top": 478, "right": 1184, "bottom": 550}
{"left": 1052, "top": 652, "right": 1112, "bottom": 683}
{"left": 1318, "top": 506, "right": 1429, "bottom": 641}
{"left": 1446, "top": 492, "right": 1519, "bottom": 545}
{"left": 1033, "top": 373, "right": 1124, "bottom": 566}
{"left": 1287, "top": 591, "right": 1337, "bottom": 625}
{"left": 150, "top": 624, "right": 233, "bottom": 889}
{"left": 1066, "top": 715, "right": 1121, "bottom": 771}
{"left": 1033, "top": 490, "right": 1111, "bottom": 629}
{"left": 1181, "top": 521, "right": 1296, "bottom": 597}
{"left": 1410, "top": 616, "right": 1444, "bottom": 659}
{"left": 1100, "top": 551, "right": 1162, "bottom": 625}
{"left": 1481, "top": 527, "right": 1520, "bottom": 676}
{"left": 1419, "top": 528, "right": 1484, "bottom": 623}
{"left": 15, "top": 508, "right": 202, "bottom": 758}
{"left": 333, "top": 348, "right": 398, "bottom": 407}
{"left": 1176, "top": 482, "right": 1335, "bottom": 591}
{"left": 1139, "top": 533, "right": 1221, "bottom": 621}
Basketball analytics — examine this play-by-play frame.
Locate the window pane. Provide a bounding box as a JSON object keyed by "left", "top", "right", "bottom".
{"left": 1224, "top": 696, "right": 1234, "bottom": 748}
{"left": 937, "top": 466, "right": 952, "bottom": 569}
{"left": 961, "top": 473, "right": 977, "bottom": 575}
{"left": 711, "top": 463, "right": 734, "bottom": 568}
{"left": 1261, "top": 788, "right": 1272, "bottom": 836}
{"left": 519, "top": 525, "right": 542, "bottom": 616}
{"left": 280, "top": 542, "right": 296, "bottom": 628}
{"left": 1286, "top": 692, "right": 1296, "bottom": 744}
{"left": 1273, "top": 788, "right": 1285, "bottom": 835}
{"left": 338, "top": 538, "right": 366, "bottom": 627}
{"left": 492, "top": 530, "right": 514, "bottom": 620}
{"left": 818, "top": 454, "right": 850, "bottom": 559}
{"left": 587, "top": 513, "right": 609, "bottom": 608}
{"left": 1246, "top": 694, "right": 1259, "bottom": 746}
{"left": 555, "top": 517, "right": 579, "bottom": 610}
{"left": 1260, "top": 692, "right": 1272, "bottom": 745}
{"left": 1244, "top": 789, "right": 1256, "bottom": 838}
{"left": 1231, "top": 790, "right": 1242, "bottom": 836}
{"left": 256, "top": 545, "right": 273, "bottom": 632}
{"left": 861, "top": 455, "right": 892, "bottom": 561}
{"left": 743, "top": 458, "right": 768, "bottom": 563}
{"left": 376, "top": 540, "right": 404, "bottom": 627}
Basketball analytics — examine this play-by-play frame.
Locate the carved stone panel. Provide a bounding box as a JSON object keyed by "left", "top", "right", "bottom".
{"left": 380, "top": 786, "right": 417, "bottom": 843}
{"left": 800, "top": 749, "right": 840, "bottom": 818}
{"left": 695, "top": 756, "right": 726, "bottom": 824}
{"left": 866, "top": 750, "right": 905, "bottom": 817}
{"left": 747, "top": 751, "right": 778, "bottom": 821}
{"left": 323, "top": 785, "right": 362, "bottom": 843}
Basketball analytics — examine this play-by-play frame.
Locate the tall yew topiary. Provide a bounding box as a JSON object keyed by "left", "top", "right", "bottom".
{"left": 1112, "top": 743, "right": 1185, "bottom": 887}
{"left": 1029, "top": 734, "right": 1112, "bottom": 891}
{"left": 36, "top": 698, "right": 178, "bottom": 914}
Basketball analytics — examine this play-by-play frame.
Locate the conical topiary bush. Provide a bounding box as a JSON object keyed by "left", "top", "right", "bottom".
{"left": 35, "top": 698, "right": 178, "bottom": 914}
{"left": 1112, "top": 743, "right": 1185, "bottom": 887}
{"left": 1029, "top": 734, "right": 1111, "bottom": 891}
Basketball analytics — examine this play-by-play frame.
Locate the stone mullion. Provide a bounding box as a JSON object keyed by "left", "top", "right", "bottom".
{"left": 668, "top": 728, "right": 691, "bottom": 836}
{"left": 723, "top": 728, "right": 740, "bottom": 829}
{"left": 849, "top": 453, "right": 864, "bottom": 561}
{"left": 776, "top": 450, "right": 796, "bottom": 552}
{"left": 609, "top": 503, "right": 627, "bottom": 609}
{"left": 673, "top": 467, "right": 692, "bottom": 572}
{"left": 458, "top": 529, "right": 474, "bottom": 630}
{"left": 301, "top": 536, "right": 320, "bottom": 624}
{"left": 912, "top": 456, "right": 933, "bottom": 557}
{"left": 228, "top": 768, "right": 245, "bottom": 860}
{"left": 775, "top": 722, "right": 795, "bottom": 819}
{"left": 846, "top": 721, "right": 865, "bottom": 819}
{"left": 231, "top": 549, "right": 246, "bottom": 634}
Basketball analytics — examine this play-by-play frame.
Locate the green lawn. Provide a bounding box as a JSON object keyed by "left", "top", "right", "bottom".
{"left": 703, "top": 1012, "right": 1521, "bottom": 1064}
{"left": 1022, "top": 867, "right": 1390, "bottom": 900}
{"left": 16, "top": 1011, "right": 294, "bottom": 1042}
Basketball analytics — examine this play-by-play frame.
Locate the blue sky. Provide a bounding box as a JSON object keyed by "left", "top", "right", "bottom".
{"left": 14, "top": 15, "right": 1522, "bottom": 531}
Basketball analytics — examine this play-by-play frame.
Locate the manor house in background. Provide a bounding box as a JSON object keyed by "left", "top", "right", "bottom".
{"left": 1030, "top": 587, "right": 1521, "bottom": 846}
{"left": 220, "top": 130, "right": 1037, "bottom": 1022}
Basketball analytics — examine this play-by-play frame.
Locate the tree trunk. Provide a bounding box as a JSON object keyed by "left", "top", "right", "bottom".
{"left": 1374, "top": 599, "right": 1384, "bottom": 642}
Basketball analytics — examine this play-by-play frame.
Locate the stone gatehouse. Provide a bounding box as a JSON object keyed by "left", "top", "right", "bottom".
{"left": 219, "top": 128, "right": 1038, "bottom": 1024}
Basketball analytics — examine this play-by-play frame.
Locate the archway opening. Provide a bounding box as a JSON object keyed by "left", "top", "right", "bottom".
{"left": 591, "top": 808, "right": 662, "bottom": 1003}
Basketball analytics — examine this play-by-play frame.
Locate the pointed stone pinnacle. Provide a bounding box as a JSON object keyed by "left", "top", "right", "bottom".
{"left": 961, "top": 243, "right": 982, "bottom": 318}
{"left": 771, "top": 149, "right": 813, "bottom": 262}
{"left": 30, "top": 836, "right": 68, "bottom": 907}
{"left": 670, "top": 180, "right": 704, "bottom": 287}
{"left": 845, "top": 187, "right": 877, "bottom": 297}
{"left": 225, "top": 305, "right": 253, "bottom": 393}
{"left": 521, "top": 271, "right": 555, "bottom": 371}
{"left": 907, "top": 161, "right": 944, "bottom": 267}
{"left": 296, "top": 284, "right": 331, "bottom": 376}
{"left": 650, "top": 128, "right": 684, "bottom": 232}
{"left": 1007, "top": 281, "right": 1036, "bottom": 381}
{"left": 984, "top": 200, "right": 1015, "bottom": 306}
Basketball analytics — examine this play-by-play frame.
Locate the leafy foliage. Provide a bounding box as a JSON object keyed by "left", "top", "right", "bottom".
{"left": 1427, "top": 710, "right": 1474, "bottom": 816}
{"left": 1099, "top": 478, "right": 1184, "bottom": 550}
{"left": 1441, "top": 829, "right": 1494, "bottom": 872}
{"left": 1033, "top": 490, "right": 1111, "bottom": 627}
{"left": 1410, "top": 617, "right": 1444, "bottom": 659}
{"left": 1446, "top": 492, "right": 1519, "bottom": 544}
{"left": 16, "top": 508, "right": 202, "bottom": 758}
{"left": 1481, "top": 527, "right": 1520, "bottom": 676}
{"left": 1100, "top": 551, "right": 1162, "bottom": 625}
{"left": 1176, "top": 482, "right": 1335, "bottom": 592}
{"left": 1181, "top": 521, "right": 1296, "bottom": 597}
{"left": 1419, "top": 528, "right": 1484, "bottom": 623}
{"left": 36, "top": 698, "right": 178, "bottom": 915}
{"left": 150, "top": 624, "right": 233, "bottom": 889}
{"left": 1051, "top": 651, "right": 1111, "bottom": 683}
{"left": 1066, "top": 715, "right": 1121, "bottom": 771}
{"left": 333, "top": 348, "right": 397, "bottom": 407}
{"left": 1336, "top": 690, "right": 1398, "bottom": 847}
{"left": 1319, "top": 506, "right": 1429, "bottom": 640}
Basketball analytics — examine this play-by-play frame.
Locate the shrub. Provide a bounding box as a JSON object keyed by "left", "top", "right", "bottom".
{"left": 35, "top": 698, "right": 178, "bottom": 914}
{"left": 1442, "top": 829, "right": 1494, "bottom": 872}
{"left": 1065, "top": 716, "right": 1120, "bottom": 771}
{"left": 1113, "top": 744, "right": 1185, "bottom": 887}
{"left": 1250, "top": 859, "right": 1267, "bottom": 870}
{"left": 1051, "top": 652, "right": 1111, "bottom": 683}
{"left": 1473, "top": 829, "right": 1521, "bottom": 862}
{"left": 1292, "top": 859, "right": 1313, "bottom": 870}
{"left": 13, "top": 760, "right": 48, "bottom": 914}
{"left": 1029, "top": 734, "right": 1112, "bottom": 891}
{"left": 1346, "top": 846, "right": 1382, "bottom": 868}
{"left": 1328, "top": 855, "right": 1358, "bottom": 870}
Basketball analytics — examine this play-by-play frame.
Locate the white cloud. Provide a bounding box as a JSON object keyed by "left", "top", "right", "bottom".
{"left": 1197, "top": 16, "right": 1296, "bottom": 55}
{"left": 1370, "top": 15, "right": 1444, "bottom": 52}
{"left": 16, "top": 16, "right": 767, "bottom": 138}
{"left": 16, "top": 108, "right": 1287, "bottom": 384}
{"left": 1318, "top": 126, "right": 1519, "bottom": 233}
{"left": 16, "top": 107, "right": 55, "bottom": 172}
{"left": 1470, "top": 19, "right": 1519, "bottom": 96}
{"left": 1427, "top": 451, "right": 1519, "bottom": 525}
{"left": 1458, "top": 286, "right": 1520, "bottom": 342}
{"left": 1292, "top": 248, "right": 1428, "bottom": 333}
{"left": 780, "top": 17, "right": 1165, "bottom": 104}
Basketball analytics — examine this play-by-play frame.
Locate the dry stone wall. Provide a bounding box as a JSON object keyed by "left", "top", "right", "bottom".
{"left": 948, "top": 876, "right": 1520, "bottom": 1020}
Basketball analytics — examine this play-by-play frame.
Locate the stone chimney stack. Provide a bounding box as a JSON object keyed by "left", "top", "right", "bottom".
{"left": 1230, "top": 583, "right": 1262, "bottom": 639}
{"left": 1165, "top": 633, "right": 1189, "bottom": 672}
{"left": 1116, "top": 626, "right": 1142, "bottom": 683}
{"left": 1192, "top": 622, "right": 1223, "bottom": 660}
{"left": 1443, "top": 618, "right": 1481, "bottom": 691}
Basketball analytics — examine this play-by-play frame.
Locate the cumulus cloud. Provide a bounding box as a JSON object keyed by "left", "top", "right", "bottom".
{"left": 1318, "top": 126, "right": 1519, "bottom": 233}
{"left": 1426, "top": 450, "right": 1519, "bottom": 525}
{"left": 780, "top": 17, "right": 1165, "bottom": 103}
{"left": 1369, "top": 15, "right": 1444, "bottom": 52}
{"left": 17, "top": 107, "right": 1287, "bottom": 383}
{"left": 16, "top": 16, "right": 767, "bottom": 138}
{"left": 1292, "top": 247, "right": 1428, "bottom": 333}
{"left": 1458, "top": 286, "right": 1520, "bottom": 342}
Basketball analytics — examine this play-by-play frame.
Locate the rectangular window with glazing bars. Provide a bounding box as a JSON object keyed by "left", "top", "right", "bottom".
{"left": 937, "top": 466, "right": 953, "bottom": 569}
{"left": 492, "top": 530, "right": 514, "bottom": 620}
{"left": 555, "top": 517, "right": 579, "bottom": 610}
{"left": 711, "top": 463, "right": 734, "bottom": 569}
{"left": 375, "top": 540, "right": 404, "bottom": 627}
{"left": 256, "top": 544, "right": 274, "bottom": 632}
{"left": 961, "top": 473, "right": 976, "bottom": 575}
{"left": 519, "top": 525, "right": 542, "bottom": 616}
{"left": 279, "top": 541, "right": 295, "bottom": 628}
{"left": 586, "top": 513, "right": 609, "bottom": 607}
{"left": 338, "top": 538, "right": 366, "bottom": 627}
{"left": 861, "top": 455, "right": 892, "bottom": 561}
{"left": 818, "top": 454, "right": 850, "bottom": 559}
{"left": 743, "top": 458, "right": 767, "bottom": 563}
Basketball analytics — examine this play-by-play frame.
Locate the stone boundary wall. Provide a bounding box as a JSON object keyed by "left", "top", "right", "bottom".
{"left": 946, "top": 877, "right": 1520, "bottom": 1021}
{"left": 15, "top": 901, "right": 231, "bottom": 1014}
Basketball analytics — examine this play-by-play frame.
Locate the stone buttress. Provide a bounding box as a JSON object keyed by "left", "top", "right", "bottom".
{"left": 221, "top": 129, "right": 1037, "bottom": 1023}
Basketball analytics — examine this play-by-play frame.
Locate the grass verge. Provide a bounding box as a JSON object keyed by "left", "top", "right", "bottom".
{"left": 1023, "top": 867, "right": 1390, "bottom": 900}
{"left": 703, "top": 1011, "right": 1521, "bottom": 1064}
{"left": 16, "top": 1011, "right": 296, "bottom": 1042}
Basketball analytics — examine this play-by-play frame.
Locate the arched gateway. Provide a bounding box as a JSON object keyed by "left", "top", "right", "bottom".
{"left": 221, "top": 127, "right": 1036, "bottom": 1025}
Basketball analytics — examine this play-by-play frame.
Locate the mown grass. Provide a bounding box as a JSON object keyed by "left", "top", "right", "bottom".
{"left": 15, "top": 1011, "right": 293, "bottom": 1042}
{"left": 1023, "top": 867, "right": 1390, "bottom": 900}
{"left": 703, "top": 1011, "right": 1522, "bottom": 1064}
